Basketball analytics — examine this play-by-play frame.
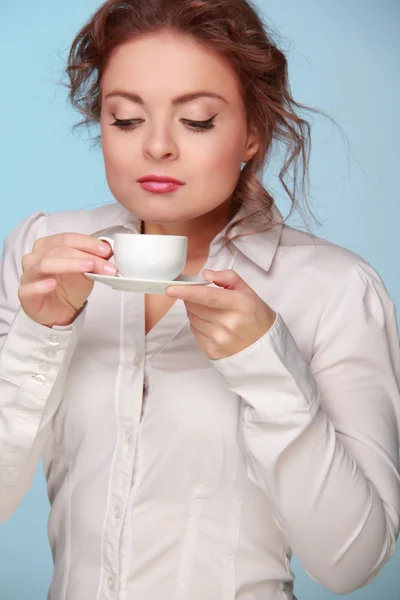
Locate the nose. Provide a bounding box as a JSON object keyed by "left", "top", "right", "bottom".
{"left": 142, "top": 122, "right": 179, "bottom": 162}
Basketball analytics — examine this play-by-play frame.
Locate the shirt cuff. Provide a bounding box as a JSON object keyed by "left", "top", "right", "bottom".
{"left": 210, "top": 312, "right": 318, "bottom": 420}
{"left": 0, "top": 306, "right": 84, "bottom": 397}
{"left": 0, "top": 307, "right": 85, "bottom": 483}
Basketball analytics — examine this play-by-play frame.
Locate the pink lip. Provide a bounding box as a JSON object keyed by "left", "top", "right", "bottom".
{"left": 139, "top": 181, "right": 183, "bottom": 193}
{"left": 137, "top": 174, "right": 185, "bottom": 185}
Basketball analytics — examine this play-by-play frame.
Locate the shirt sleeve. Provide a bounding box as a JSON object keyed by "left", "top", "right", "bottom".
{"left": 0, "top": 213, "right": 85, "bottom": 522}
{"left": 210, "top": 260, "right": 400, "bottom": 595}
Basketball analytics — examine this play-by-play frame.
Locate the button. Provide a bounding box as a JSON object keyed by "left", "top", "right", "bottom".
{"left": 133, "top": 355, "right": 142, "bottom": 367}
{"left": 107, "top": 576, "right": 114, "bottom": 588}
{"left": 44, "top": 336, "right": 61, "bottom": 346}
{"left": 37, "top": 361, "right": 50, "bottom": 372}
{"left": 32, "top": 374, "right": 46, "bottom": 386}
{"left": 40, "top": 348, "right": 56, "bottom": 358}
{"left": 124, "top": 430, "right": 132, "bottom": 443}
{"left": 114, "top": 506, "right": 121, "bottom": 519}
{"left": 143, "top": 382, "right": 146, "bottom": 395}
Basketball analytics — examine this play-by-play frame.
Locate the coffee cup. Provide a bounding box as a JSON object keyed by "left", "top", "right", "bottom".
{"left": 98, "top": 233, "right": 188, "bottom": 281}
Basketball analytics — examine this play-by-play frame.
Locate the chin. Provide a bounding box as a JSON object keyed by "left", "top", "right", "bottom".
{"left": 133, "top": 208, "right": 202, "bottom": 224}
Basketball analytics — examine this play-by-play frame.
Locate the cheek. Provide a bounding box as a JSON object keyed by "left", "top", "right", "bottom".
{"left": 211, "top": 120, "right": 246, "bottom": 169}
{"left": 212, "top": 140, "right": 243, "bottom": 171}
{"left": 101, "top": 118, "right": 137, "bottom": 167}
{"left": 102, "top": 134, "right": 131, "bottom": 173}
{"left": 101, "top": 131, "right": 137, "bottom": 200}
{"left": 198, "top": 131, "right": 244, "bottom": 190}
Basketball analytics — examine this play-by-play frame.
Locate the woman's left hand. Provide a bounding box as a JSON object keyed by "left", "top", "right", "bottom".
{"left": 166, "top": 269, "right": 277, "bottom": 360}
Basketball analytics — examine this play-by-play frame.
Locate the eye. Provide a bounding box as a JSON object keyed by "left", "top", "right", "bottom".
{"left": 181, "top": 113, "right": 218, "bottom": 133}
{"left": 109, "top": 112, "right": 218, "bottom": 134}
{"left": 110, "top": 114, "right": 142, "bottom": 132}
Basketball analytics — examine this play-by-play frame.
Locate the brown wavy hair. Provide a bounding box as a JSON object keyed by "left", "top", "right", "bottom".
{"left": 65, "top": 0, "right": 341, "bottom": 245}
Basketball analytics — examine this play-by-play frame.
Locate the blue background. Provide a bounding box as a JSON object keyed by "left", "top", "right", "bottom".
{"left": 0, "top": 1, "right": 399, "bottom": 598}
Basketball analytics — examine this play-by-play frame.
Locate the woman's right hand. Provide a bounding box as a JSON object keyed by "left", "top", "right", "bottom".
{"left": 18, "top": 233, "right": 117, "bottom": 328}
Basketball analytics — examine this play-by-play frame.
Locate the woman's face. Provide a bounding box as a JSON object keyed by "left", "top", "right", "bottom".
{"left": 100, "top": 31, "right": 259, "bottom": 226}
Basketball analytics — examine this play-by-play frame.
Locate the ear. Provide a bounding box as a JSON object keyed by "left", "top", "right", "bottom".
{"left": 243, "top": 126, "right": 260, "bottom": 163}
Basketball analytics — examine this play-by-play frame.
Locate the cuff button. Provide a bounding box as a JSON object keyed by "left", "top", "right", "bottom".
{"left": 32, "top": 374, "right": 46, "bottom": 386}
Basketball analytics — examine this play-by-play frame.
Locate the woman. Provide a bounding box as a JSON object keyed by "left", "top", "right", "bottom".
{"left": 0, "top": 0, "right": 399, "bottom": 599}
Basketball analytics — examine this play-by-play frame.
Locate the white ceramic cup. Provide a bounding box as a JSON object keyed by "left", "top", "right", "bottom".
{"left": 99, "top": 233, "right": 188, "bottom": 281}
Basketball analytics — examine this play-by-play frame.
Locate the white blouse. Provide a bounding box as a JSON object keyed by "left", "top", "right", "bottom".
{"left": 0, "top": 201, "right": 399, "bottom": 600}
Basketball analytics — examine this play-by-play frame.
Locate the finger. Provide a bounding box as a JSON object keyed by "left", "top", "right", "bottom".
{"left": 21, "top": 251, "right": 43, "bottom": 274}
{"left": 203, "top": 269, "right": 252, "bottom": 293}
{"left": 22, "top": 252, "right": 117, "bottom": 284}
{"left": 46, "top": 246, "right": 117, "bottom": 275}
{"left": 185, "top": 302, "right": 219, "bottom": 322}
{"left": 167, "top": 285, "right": 239, "bottom": 310}
{"left": 18, "top": 278, "right": 57, "bottom": 301}
{"left": 186, "top": 304, "right": 244, "bottom": 337}
{"left": 22, "top": 257, "right": 107, "bottom": 285}
{"left": 188, "top": 313, "right": 210, "bottom": 339}
{"left": 33, "top": 232, "right": 112, "bottom": 258}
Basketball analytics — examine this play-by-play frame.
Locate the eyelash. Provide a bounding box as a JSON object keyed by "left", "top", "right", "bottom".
{"left": 110, "top": 113, "right": 218, "bottom": 134}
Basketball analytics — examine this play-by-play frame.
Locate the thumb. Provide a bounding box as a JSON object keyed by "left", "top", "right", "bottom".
{"left": 202, "top": 269, "right": 251, "bottom": 292}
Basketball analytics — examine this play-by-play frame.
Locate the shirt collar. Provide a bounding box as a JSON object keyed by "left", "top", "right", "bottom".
{"left": 209, "top": 201, "right": 283, "bottom": 272}
{"left": 91, "top": 201, "right": 283, "bottom": 274}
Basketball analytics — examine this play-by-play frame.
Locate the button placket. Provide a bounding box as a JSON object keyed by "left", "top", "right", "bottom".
{"left": 100, "top": 298, "right": 145, "bottom": 598}
{"left": 102, "top": 415, "right": 138, "bottom": 594}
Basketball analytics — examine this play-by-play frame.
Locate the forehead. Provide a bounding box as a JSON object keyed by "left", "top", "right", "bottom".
{"left": 101, "top": 31, "right": 242, "bottom": 100}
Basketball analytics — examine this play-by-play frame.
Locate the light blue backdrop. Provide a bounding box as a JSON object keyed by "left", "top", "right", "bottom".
{"left": 0, "top": 1, "right": 399, "bottom": 598}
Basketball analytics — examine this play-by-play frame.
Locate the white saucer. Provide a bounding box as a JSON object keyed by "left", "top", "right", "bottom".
{"left": 84, "top": 272, "right": 212, "bottom": 294}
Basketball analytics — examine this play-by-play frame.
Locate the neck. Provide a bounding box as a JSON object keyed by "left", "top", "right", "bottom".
{"left": 141, "top": 199, "right": 237, "bottom": 261}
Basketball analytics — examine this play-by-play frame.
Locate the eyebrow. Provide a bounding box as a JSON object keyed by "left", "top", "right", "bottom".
{"left": 104, "top": 90, "right": 228, "bottom": 105}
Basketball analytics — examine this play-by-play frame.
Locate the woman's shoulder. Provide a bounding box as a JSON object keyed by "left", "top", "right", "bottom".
{"left": 4, "top": 202, "right": 129, "bottom": 248}
{"left": 278, "top": 221, "right": 370, "bottom": 280}
{"left": 45, "top": 202, "right": 130, "bottom": 235}
{"left": 1, "top": 203, "right": 132, "bottom": 275}
{"left": 272, "top": 221, "right": 396, "bottom": 310}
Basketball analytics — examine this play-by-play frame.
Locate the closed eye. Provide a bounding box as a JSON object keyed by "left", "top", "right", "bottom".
{"left": 110, "top": 113, "right": 218, "bottom": 133}
{"left": 181, "top": 114, "right": 218, "bottom": 132}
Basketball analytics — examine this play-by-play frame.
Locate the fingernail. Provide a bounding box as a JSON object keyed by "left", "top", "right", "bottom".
{"left": 98, "top": 244, "right": 111, "bottom": 255}
{"left": 103, "top": 263, "right": 117, "bottom": 275}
